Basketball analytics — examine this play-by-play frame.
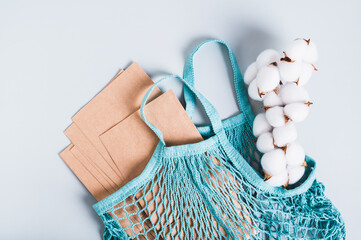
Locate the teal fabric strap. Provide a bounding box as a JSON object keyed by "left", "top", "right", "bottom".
{"left": 140, "top": 75, "right": 224, "bottom": 145}
{"left": 183, "top": 39, "right": 255, "bottom": 123}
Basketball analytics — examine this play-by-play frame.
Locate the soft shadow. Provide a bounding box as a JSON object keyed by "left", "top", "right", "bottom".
{"left": 82, "top": 193, "right": 105, "bottom": 238}
{"left": 232, "top": 26, "right": 279, "bottom": 115}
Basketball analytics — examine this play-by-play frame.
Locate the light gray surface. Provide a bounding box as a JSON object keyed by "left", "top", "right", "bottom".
{"left": 0, "top": 0, "right": 360, "bottom": 239}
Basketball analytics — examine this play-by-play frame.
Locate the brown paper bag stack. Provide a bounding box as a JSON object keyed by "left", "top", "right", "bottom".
{"left": 59, "top": 62, "right": 204, "bottom": 237}
{"left": 60, "top": 62, "right": 255, "bottom": 238}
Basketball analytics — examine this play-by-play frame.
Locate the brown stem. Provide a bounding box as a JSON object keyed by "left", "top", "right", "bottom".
{"left": 280, "top": 51, "right": 295, "bottom": 62}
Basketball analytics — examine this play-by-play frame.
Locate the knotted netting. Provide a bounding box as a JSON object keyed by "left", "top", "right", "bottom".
{"left": 93, "top": 73, "right": 345, "bottom": 239}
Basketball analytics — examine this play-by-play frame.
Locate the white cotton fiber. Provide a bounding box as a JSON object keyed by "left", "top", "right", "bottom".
{"left": 256, "top": 66, "right": 280, "bottom": 93}
{"left": 265, "top": 170, "right": 288, "bottom": 187}
{"left": 261, "top": 149, "right": 287, "bottom": 176}
{"left": 256, "top": 49, "right": 280, "bottom": 68}
{"left": 263, "top": 91, "right": 283, "bottom": 107}
{"left": 303, "top": 40, "right": 318, "bottom": 64}
{"left": 265, "top": 106, "right": 286, "bottom": 128}
{"left": 278, "top": 60, "right": 301, "bottom": 84}
{"left": 253, "top": 113, "right": 272, "bottom": 137}
{"left": 273, "top": 122, "right": 297, "bottom": 147}
{"left": 256, "top": 132, "right": 275, "bottom": 153}
{"left": 288, "top": 166, "right": 306, "bottom": 184}
{"left": 284, "top": 102, "right": 310, "bottom": 122}
{"left": 285, "top": 142, "right": 305, "bottom": 167}
{"left": 297, "top": 62, "right": 314, "bottom": 86}
{"left": 279, "top": 83, "right": 310, "bottom": 104}
{"left": 248, "top": 80, "right": 263, "bottom": 101}
{"left": 244, "top": 62, "right": 258, "bottom": 85}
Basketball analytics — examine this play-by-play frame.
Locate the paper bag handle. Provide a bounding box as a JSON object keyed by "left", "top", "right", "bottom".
{"left": 140, "top": 75, "right": 223, "bottom": 145}
{"left": 183, "top": 39, "right": 254, "bottom": 123}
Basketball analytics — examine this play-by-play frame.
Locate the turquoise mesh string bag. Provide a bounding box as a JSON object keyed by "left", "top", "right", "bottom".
{"left": 181, "top": 39, "right": 346, "bottom": 239}
{"left": 93, "top": 72, "right": 345, "bottom": 239}
{"left": 93, "top": 40, "right": 345, "bottom": 239}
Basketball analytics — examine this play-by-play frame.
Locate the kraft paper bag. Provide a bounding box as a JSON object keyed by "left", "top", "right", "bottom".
{"left": 65, "top": 124, "right": 121, "bottom": 192}
{"left": 100, "top": 90, "right": 203, "bottom": 236}
{"left": 60, "top": 144, "right": 110, "bottom": 201}
{"left": 71, "top": 62, "right": 162, "bottom": 181}
{"left": 62, "top": 90, "right": 201, "bottom": 238}
{"left": 63, "top": 69, "right": 125, "bottom": 191}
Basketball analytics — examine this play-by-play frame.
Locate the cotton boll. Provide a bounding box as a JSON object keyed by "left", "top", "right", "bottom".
{"left": 253, "top": 113, "right": 272, "bottom": 137}
{"left": 279, "top": 60, "right": 301, "bottom": 83}
{"left": 261, "top": 149, "right": 287, "bottom": 176}
{"left": 265, "top": 106, "right": 286, "bottom": 128}
{"left": 244, "top": 62, "right": 258, "bottom": 85}
{"left": 288, "top": 166, "right": 306, "bottom": 184}
{"left": 263, "top": 91, "right": 283, "bottom": 107}
{"left": 285, "top": 142, "right": 305, "bottom": 167}
{"left": 303, "top": 40, "right": 318, "bottom": 64}
{"left": 273, "top": 122, "right": 297, "bottom": 147}
{"left": 285, "top": 39, "right": 307, "bottom": 61}
{"left": 256, "top": 49, "right": 280, "bottom": 68}
{"left": 256, "top": 66, "right": 280, "bottom": 94}
{"left": 279, "top": 83, "right": 310, "bottom": 104}
{"left": 297, "top": 62, "right": 314, "bottom": 86}
{"left": 248, "top": 80, "right": 263, "bottom": 101}
{"left": 265, "top": 170, "right": 288, "bottom": 187}
{"left": 284, "top": 103, "right": 310, "bottom": 122}
{"left": 256, "top": 132, "right": 275, "bottom": 153}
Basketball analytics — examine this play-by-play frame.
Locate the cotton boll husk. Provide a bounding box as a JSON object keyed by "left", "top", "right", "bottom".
{"left": 263, "top": 91, "right": 283, "bottom": 107}
{"left": 265, "top": 106, "right": 286, "bottom": 128}
{"left": 273, "top": 122, "right": 297, "bottom": 147}
{"left": 244, "top": 62, "right": 258, "bottom": 85}
{"left": 303, "top": 41, "right": 318, "bottom": 64}
{"left": 285, "top": 39, "right": 307, "bottom": 61}
{"left": 248, "top": 80, "right": 263, "bottom": 101}
{"left": 285, "top": 142, "right": 305, "bottom": 167}
{"left": 297, "top": 62, "right": 314, "bottom": 86}
{"left": 279, "top": 83, "right": 310, "bottom": 104}
{"left": 279, "top": 60, "right": 302, "bottom": 83}
{"left": 288, "top": 166, "right": 306, "bottom": 184}
{"left": 256, "top": 132, "right": 275, "bottom": 153}
{"left": 284, "top": 103, "right": 310, "bottom": 122}
{"left": 256, "top": 66, "right": 280, "bottom": 93}
{"left": 261, "top": 149, "right": 287, "bottom": 176}
{"left": 253, "top": 113, "right": 272, "bottom": 137}
{"left": 265, "top": 170, "right": 288, "bottom": 187}
{"left": 256, "top": 49, "right": 280, "bottom": 68}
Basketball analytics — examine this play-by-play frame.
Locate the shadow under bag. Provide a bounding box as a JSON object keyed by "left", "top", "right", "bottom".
{"left": 93, "top": 40, "right": 346, "bottom": 239}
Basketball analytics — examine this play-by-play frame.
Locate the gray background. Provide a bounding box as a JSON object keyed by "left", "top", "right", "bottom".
{"left": 1, "top": 0, "right": 360, "bottom": 239}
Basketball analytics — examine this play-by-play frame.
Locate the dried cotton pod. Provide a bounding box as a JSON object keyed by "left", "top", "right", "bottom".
{"left": 303, "top": 40, "right": 318, "bottom": 64}
{"left": 263, "top": 91, "right": 283, "bottom": 107}
{"left": 256, "top": 66, "right": 280, "bottom": 94}
{"left": 273, "top": 122, "right": 297, "bottom": 147}
{"left": 248, "top": 80, "right": 263, "bottom": 101}
{"left": 285, "top": 39, "right": 308, "bottom": 61}
{"left": 265, "top": 106, "right": 287, "bottom": 128}
{"left": 279, "top": 59, "right": 302, "bottom": 84}
{"left": 288, "top": 166, "right": 306, "bottom": 184}
{"left": 284, "top": 102, "right": 311, "bottom": 122}
{"left": 285, "top": 142, "right": 305, "bottom": 167}
{"left": 253, "top": 113, "right": 272, "bottom": 137}
{"left": 256, "top": 49, "right": 280, "bottom": 68}
{"left": 279, "top": 83, "right": 310, "bottom": 104}
{"left": 296, "top": 62, "right": 315, "bottom": 86}
{"left": 265, "top": 170, "right": 288, "bottom": 187}
{"left": 244, "top": 62, "right": 258, "bottom": 85}
{"left": 256, "top": 132, "right": 275, "bottom": 153}
{"left": 261, "top": 149, "right": 287, "bottom": 176}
